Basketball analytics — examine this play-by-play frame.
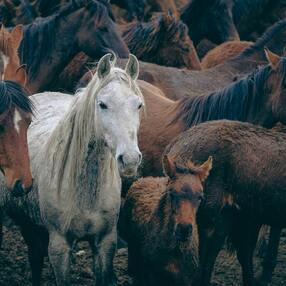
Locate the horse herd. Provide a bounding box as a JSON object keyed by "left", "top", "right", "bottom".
{"left": 1, "top": 0, "right": 286, "bottom": 285}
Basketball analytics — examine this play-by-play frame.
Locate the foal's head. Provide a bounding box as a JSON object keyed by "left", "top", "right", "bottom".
{"left": 0, "top": 24, "right": 27, "bottom": 85}
{"left": 163, "top": 155, "right": 212, "bottom": 242}
{"left": 93, "top": 53, "right": 143, "bottom": 177}
{"left": 0, "top": 80, "right": 33, "bottom": 196}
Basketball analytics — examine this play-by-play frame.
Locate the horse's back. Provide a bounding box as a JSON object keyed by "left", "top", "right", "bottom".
{"left": 28, "top": 92, "right": 74, "bottom": 153}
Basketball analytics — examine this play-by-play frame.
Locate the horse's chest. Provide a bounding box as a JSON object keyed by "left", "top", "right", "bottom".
{"left": 69, "top": 188, "right": 121, "bottom": 239}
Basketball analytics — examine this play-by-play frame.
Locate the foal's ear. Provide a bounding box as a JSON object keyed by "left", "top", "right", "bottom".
{"left": 125, "top": 54, "right": 139, "bottom": 80}
{"left": 97, "top": 53, "right": 112, "bottom": 79}
{"left": 11, "top": 25, "right": 24, "bottom": 50}
{"left": 198, "top": 156, "right": 213, "bottom": 182}
{"left": 163, "top": 154, "right": 176, "bottom": 179}
{"left": 264, "top": 48, "right": 281, "bottom": 70}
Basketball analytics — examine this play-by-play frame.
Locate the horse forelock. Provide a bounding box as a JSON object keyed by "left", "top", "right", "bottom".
{"left": 0, "top": 80, "right": 33, "bottom": 115}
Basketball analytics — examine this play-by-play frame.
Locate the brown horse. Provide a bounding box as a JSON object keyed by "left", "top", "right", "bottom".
{"left": 133, "top": 50, "right": 285, "bottom": 182}
{"left": 164, "top": 120, "right": 286, "bottom": 286}
{"left": 0, "top": 80, "right": 33, "bottom": 196}
{"left": 121, "top": 155, "right": 212, "bottom": 286}
{"left": 0, "top": 25, "right": 27, "bottom": 85}
{"left": 122, "top": 12, "right": 201, "bottom": 69}
{"left": 19, "top": 0, "right": 128, "bottom": 93}
{"left": 201, "top": 41, "right": 253, "bottom": 69}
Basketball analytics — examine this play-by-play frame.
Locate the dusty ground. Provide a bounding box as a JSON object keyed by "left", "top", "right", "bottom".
{"left": 0, "top": 225, "right": 286, "bottom": 286}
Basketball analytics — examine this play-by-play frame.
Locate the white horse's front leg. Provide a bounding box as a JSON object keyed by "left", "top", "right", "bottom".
{"left": 48, "top": 231, "right": 72, "bottom": 286}
{"left": 90, "top": 226, "right": 117, "bottom": 286}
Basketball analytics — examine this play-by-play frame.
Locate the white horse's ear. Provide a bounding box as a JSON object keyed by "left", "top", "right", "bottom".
{"left": 97, "top": 53, "right": 112, "bottom": 79}
{"left": 110, "top": 51, "right": 117, "bottom": 66}
{"left": 125, "top": 54, "right": 139, "bottom": 80}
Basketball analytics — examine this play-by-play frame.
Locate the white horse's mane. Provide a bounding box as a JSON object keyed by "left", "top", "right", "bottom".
{"left": 41, "top": 65, "right": 143, "bottom": 229}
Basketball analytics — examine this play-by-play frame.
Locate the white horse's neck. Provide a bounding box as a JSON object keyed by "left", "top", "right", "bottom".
{"left": 40, "top": 86, "right": 119, "bottom": 229}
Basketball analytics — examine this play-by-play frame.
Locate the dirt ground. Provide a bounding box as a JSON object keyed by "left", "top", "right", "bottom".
{"left": 0, "top": 225, "right": 286, "bottom": 286}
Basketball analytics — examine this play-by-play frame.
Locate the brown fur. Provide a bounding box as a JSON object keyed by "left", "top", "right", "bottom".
{"left": 121, "top": 156, "right": 212, "bottom": 286}
{"left": 0, "top": 25, "right": 27, "bottom": 86}
{"left": 164, "top": 120, "right": 286, "bottom": 286}
{"left": 201, "top": 41, "right": 253, "bottom": 69}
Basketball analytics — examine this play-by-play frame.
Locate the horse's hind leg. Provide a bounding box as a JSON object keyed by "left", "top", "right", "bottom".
{"left": 258, "top": 227, "right": 281, "bottom": 285}
{"left": 48, "top": 231, "right": 72, "bottom": 286}
{"left": 89, "top": 226, "right": 117, "bottom": 286}
{"left": 21, "top": 226, "right": 48, "bottom": 286}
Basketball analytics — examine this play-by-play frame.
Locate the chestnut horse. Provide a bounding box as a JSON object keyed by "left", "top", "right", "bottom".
{"left": 121, "top": 155, "right": 212, "bottom": 286}
{"left": 0, "top": 25, "right": 27, "bottom": 85}
{"left": 201, "top": 41, "right": 252, "bottom": 69}
{"left": 164, "top": 120, "right": 286, "bottom": 286}
{"left": 0, "top": 80, "right": 33, "bottom": 196}
{"left": 19, "top": 0, "right": 129, "bottom": 93}
{"left": 122, "top": 12, "right": 201, "bottom": 69}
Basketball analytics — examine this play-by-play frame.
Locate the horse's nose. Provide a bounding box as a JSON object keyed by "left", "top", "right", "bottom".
{"left": 11, "top": 179, "right": 33, "bottom": 197}
{"left": 117, "top": 151, "right": 142, "bottom": 167}
{"left": 175, "top": 223, "right": 193, "bottom": 242}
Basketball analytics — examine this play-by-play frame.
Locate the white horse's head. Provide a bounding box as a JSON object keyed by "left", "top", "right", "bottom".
{"left": 93, "top": 53, "right": 143, "bottom": 177}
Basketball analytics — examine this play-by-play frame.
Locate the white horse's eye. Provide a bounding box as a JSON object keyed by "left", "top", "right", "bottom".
{"left": 99, "top": 102, "right": 108, "bottom": 110}
{"left": 138, "top": 103, "right": 143, "bottom": 110}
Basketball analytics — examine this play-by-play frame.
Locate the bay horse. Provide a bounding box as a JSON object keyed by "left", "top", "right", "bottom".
{"left": 164, "top": 120, "right": 286, "bottom": 286}
{"left": 201, "top": 41, "right": 252, "bottom": 69}
{"left": 0, "top": 53, "right": 143, "bottom": 285}
{"left": 121, "top": 155, "right": 212, "bottom": 286}
{"left": 134, "top": 49, "right": 286, "bottom": 181}
{"left": 122, "top": 12, "right": 201, "bottom": 69}
{"left": 19, "top": 0, "right": 129, "bottom": 93}
{"left": 181, "top": 0, "right": 239, "bottom": 46}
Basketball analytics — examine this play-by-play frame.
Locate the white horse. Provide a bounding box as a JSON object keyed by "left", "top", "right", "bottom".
{"left": 0, "top": 53, "right": 143, "bottom": 285}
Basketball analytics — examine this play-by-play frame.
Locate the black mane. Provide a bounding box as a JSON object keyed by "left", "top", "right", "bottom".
{"left": 123, "top": 13, "right": 188, "bottom": 58}
{"left": 173, "top": 63, "right": 274, "bottom": 129}
{"left": 0, "top": 80, "right": 33, "bottom": 114}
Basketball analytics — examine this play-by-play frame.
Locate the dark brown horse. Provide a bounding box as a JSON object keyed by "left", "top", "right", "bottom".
{"left": 121, "top": 155, "right": 212, "bottom": 286}
{"left": 19, "top": 0, "right": 129, "bottom": 93}
{"left": 164, "top": 120, "right": 286, "bottom": 286}
{"left": 122, "top": 12, "right": 201, "bottom": 69}
{"left": 0, "top": 0, "right": 35, "bottom": 26}
{"left": 181, "top": 0, "right": 239, "bottom": 46}
{"left": 111, "top": 0, "right": 178, "bottom": 20}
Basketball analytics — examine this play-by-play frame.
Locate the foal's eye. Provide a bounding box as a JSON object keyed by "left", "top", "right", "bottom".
{"left": 99, "top": 102, "right": 108, "bottom": 110}
{"left": 138, "top": 103, "right": 143, "bottom": 110}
